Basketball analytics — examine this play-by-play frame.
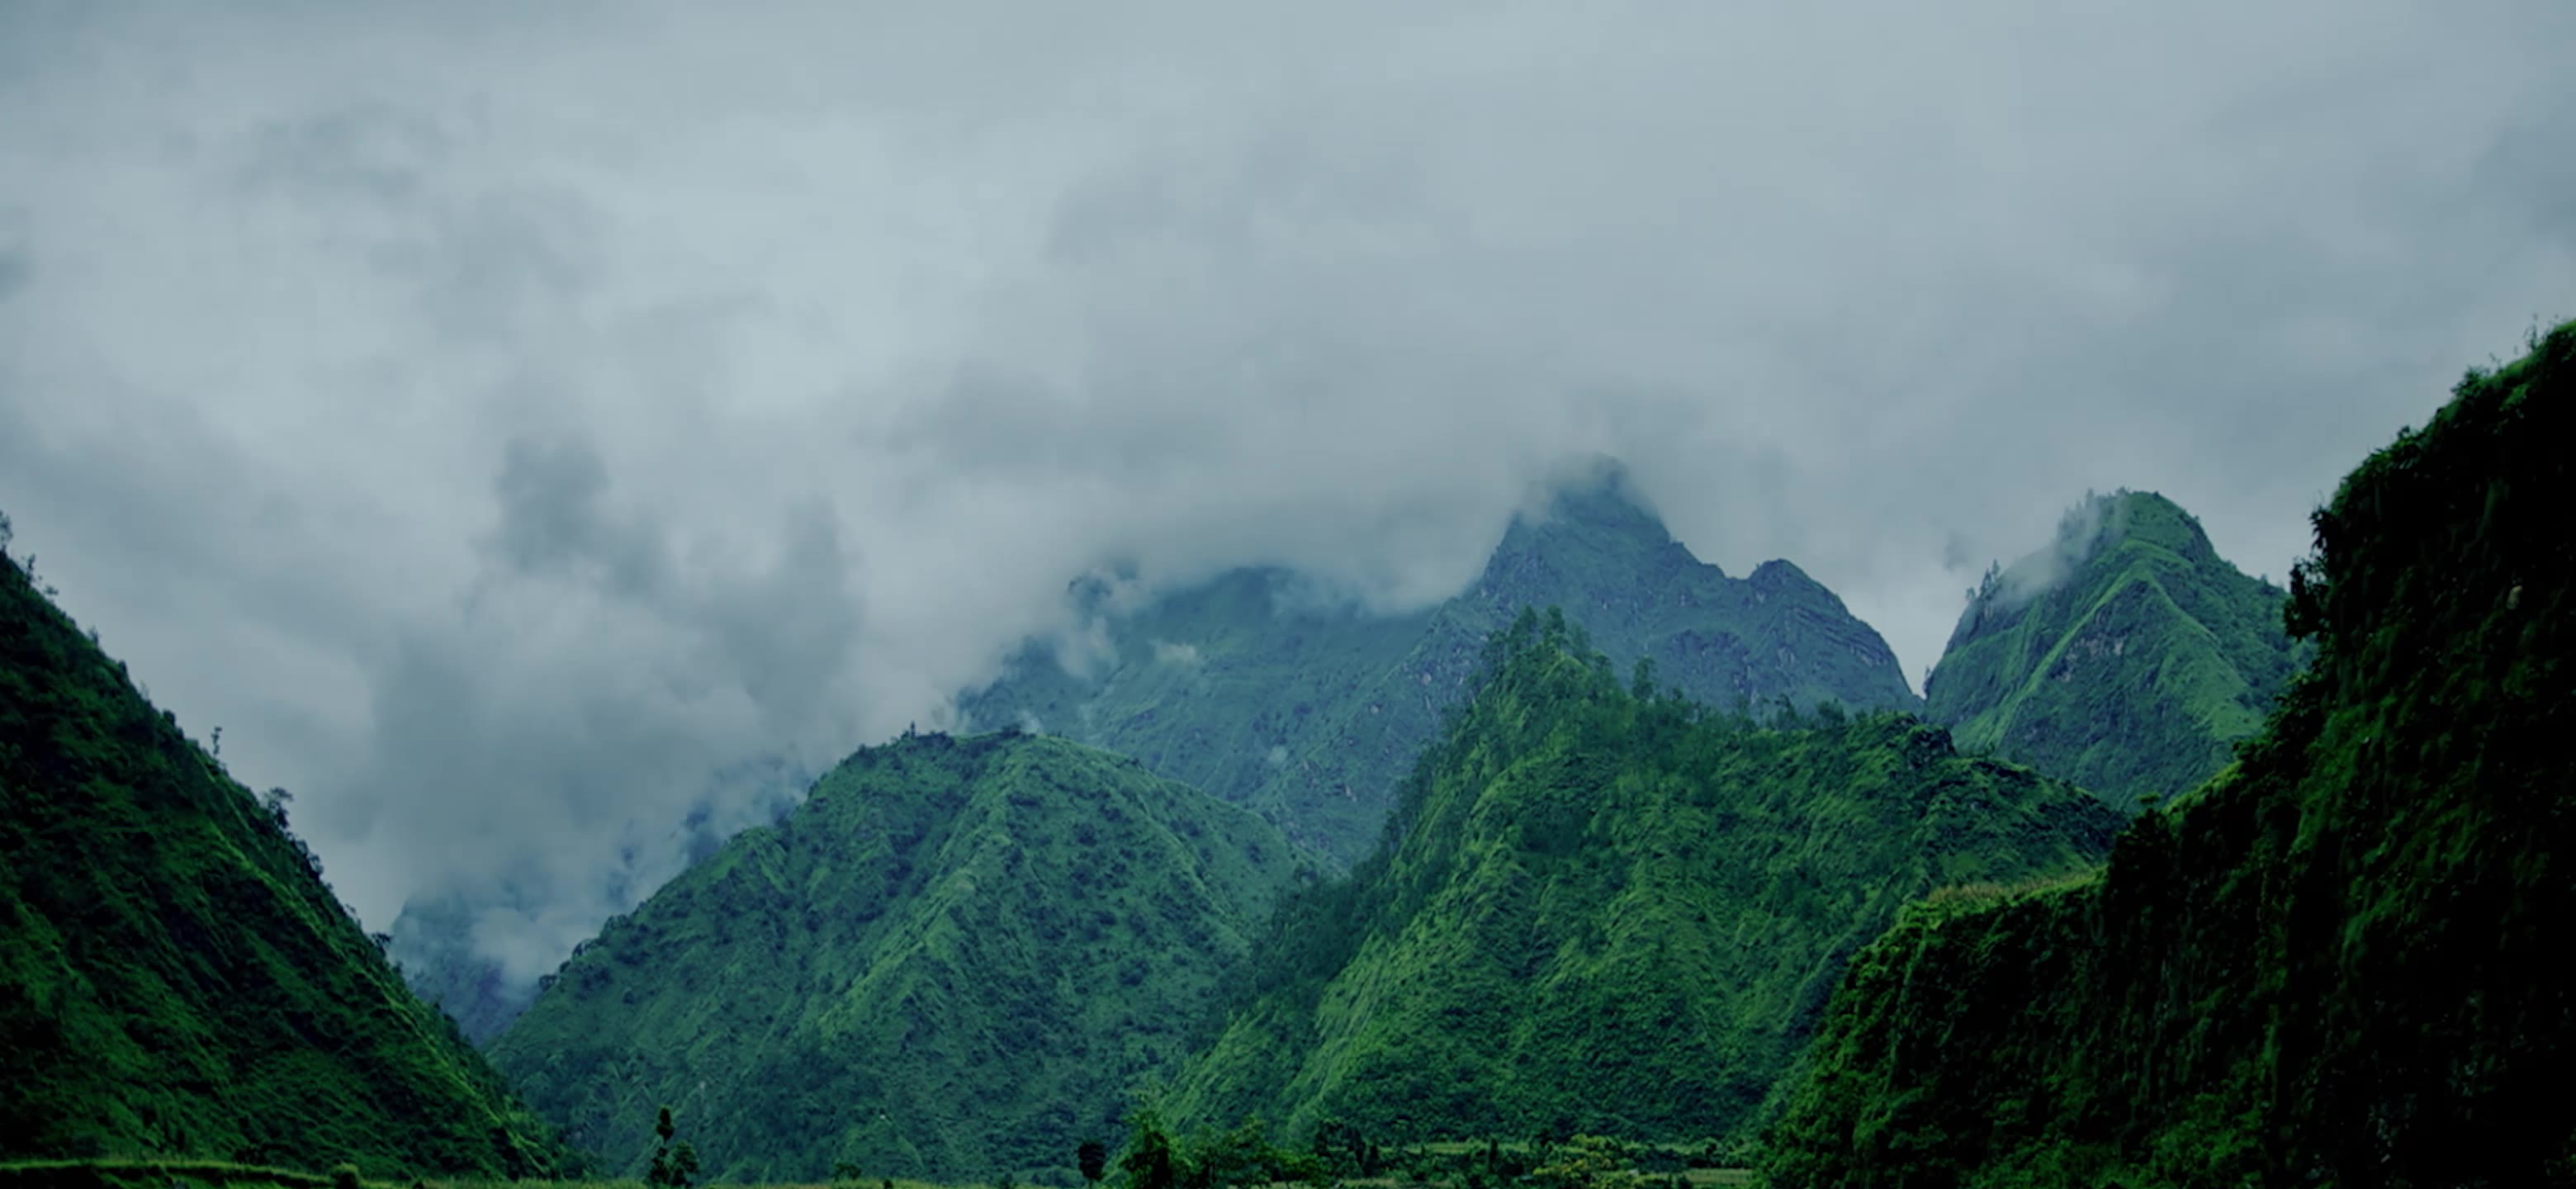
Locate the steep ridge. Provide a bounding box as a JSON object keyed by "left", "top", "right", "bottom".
{"left": 1766, "top": 322, "right": 2576, "bottom": 1188}
{"left": 1926, "top": 490, "right": 2305, "bottom": 811}
{"left": 963, "top": 462, "right": 1921, "bottom": 867}
{"left": 0, "top": 535, "right": 562, "bottom": 1177}
{"left": 486, "top": 732, "right": 1302, "bottom": 1184}
{"left": 1167, "top": 609, "right": 2119, "bottom": 1145}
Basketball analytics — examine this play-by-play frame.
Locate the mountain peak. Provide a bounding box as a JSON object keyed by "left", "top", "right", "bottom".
{"left": 1928, "top": 487, "right": 2303, "bottom": 811}
{"left": 1513, "top": 456, "right": 1674, "bottom": 547}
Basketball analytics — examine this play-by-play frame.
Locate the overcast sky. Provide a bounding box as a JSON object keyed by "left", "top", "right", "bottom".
{"left": 2, "top": 0, "right": 2570, "bottom": 955}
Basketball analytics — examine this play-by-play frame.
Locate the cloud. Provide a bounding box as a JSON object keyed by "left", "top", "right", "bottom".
{"left": 1986, "top": 495, "right": 2117, "bottom": 612}
{"left": 1, "top": 0, "right": 2570, "bottom": 974}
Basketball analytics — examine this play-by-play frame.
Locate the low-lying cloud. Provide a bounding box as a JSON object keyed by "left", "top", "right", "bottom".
{"left": 1, "top": 0, "right": 2569, "bottom": 972}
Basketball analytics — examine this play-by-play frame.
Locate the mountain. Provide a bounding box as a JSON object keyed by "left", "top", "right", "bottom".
{"left": 963, "top": 462, "right": 1922, "bottom": 866}
{"left": 1925, "top": 489, "right": 2306, "bottom": 812}
{"left": 485, "top": 730, "right": 1304, "bottom": 1184}
{"left": 0, "top": 535, "right": 562, "bottom": 1177}
{"left": 1765, "top": 321, "right": 2576, "bottom": 1188}
{"left": 1165, "top": 609, "right": 2121, "bottom": 1145}
{"left": 394, "top": 464, "right": 1919, "bottom": 1046}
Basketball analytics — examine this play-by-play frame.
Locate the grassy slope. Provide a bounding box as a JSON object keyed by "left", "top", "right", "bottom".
{"left": 487, "top": 732, "right": 1302, "bottom": 1185}
{"left": 963, "top": 473, "right": 1920, "bottom": 868}
{"left": 0, "top": 552, "right": 561, "bottom": 1177}
{"left": 1925, "top": 490, "right": 2304, "bottom": 812}
{"left": 1766, "top": 322, "right": 2576, "bottom": 1188}
{"left": 1167, "top": 610, "right": 2119, "bottom": 1145}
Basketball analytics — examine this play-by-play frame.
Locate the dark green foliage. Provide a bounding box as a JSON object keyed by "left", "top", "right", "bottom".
{"left": 1077, "top": 1140, "right": 1108, "bottom": 1185}
{"left": 1167, "top": 610, "right": 2119, "bottom": 1144}
{"left": 643, "top": 1107, "right": 695, "bottom": 1189}
{"left": 325, "top": 1166, "right": 356, "bottom": 1189}
{"left": 0, "top": 546, "right": 562, "bottom": 1177}
{"left": 1927, "top": 489, "right": 2306, "bottom": 812}
{"left": 1117, "top": 1105, "right": 1178, "bottom": 1189}
{"left": 962, "top": 468, "right": 1921, "bottom": 867}
{"left": 1110, "top": 1106, "right": 1319, "bottom": 1189}
{"left": 1767, "top": 321, "right": 2576, "bottom": 1188}
{"left": 487, "top": 732, "right": 1303, "bottom": 1184}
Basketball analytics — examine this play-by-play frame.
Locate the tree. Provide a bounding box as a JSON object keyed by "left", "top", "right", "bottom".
{"left": 1532, "top": 1136, "right": 1643, "bottom": 1189}
{"left": 645, "top": 1105, "right": 695, "bottom": 1188}
{"left": 1078, "top": 1139, "right": 1109, "bottom": 1187}
{"left": 1119, "top": 1103, "right": 1178, "bottom": 1189}
{"left": 1186, "top": 1117, "right": 1273, "bottom": 1189}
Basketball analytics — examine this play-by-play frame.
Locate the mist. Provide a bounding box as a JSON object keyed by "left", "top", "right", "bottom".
{"left": 2, "top": 0, "right": 2569, "bottom": 971}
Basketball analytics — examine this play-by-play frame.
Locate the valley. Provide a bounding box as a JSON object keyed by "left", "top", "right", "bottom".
{"left": 5, "top": 321, "right": 2570, "bottom": 1189}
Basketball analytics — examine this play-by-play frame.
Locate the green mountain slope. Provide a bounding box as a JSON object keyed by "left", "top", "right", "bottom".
{"left": 1925, "top": 490, "right": 2305, "bottom": 812}
{"left": 1167, "top": 609, "right": 2119, "bottom": 1145}
{"left": 1766, "top": 321, "right": 2576, "bottom": 1188}
{"left": 0, "top": 535, "right": 561, "bottom": 1177}
{"left": 964, "top": 463, "right": 1921, "bottom": 866}
{"left": 486, "top": 731, "right": 1303, "bottom": 1184}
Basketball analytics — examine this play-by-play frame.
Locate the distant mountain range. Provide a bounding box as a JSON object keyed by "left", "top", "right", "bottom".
{"left": 962, "top": 461, "right": 1923, "bottom": 866}
{"left": 400, "top": 461, "right": 1923, "bottom": 1043}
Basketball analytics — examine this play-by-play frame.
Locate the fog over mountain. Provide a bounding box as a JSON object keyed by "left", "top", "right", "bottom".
{"left": 1, "top": 0, "right": 2569, "bottom": 973}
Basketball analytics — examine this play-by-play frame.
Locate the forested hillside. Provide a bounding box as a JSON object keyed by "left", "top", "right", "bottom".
{"left": 487, "top": 732, "right": 1303, "bottom": 1184}
{"left": 0, "top": 531, "right": 563, "bottom": 1177}
{"left": 1927, "top": 490, "right": 2304, "bottom": 811}
{"left": 1768, "top": 322, "right": 2576, "bottom": 1188}
{"left": 1167, "top": 609, "right": 2119, "bottom": 1145}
